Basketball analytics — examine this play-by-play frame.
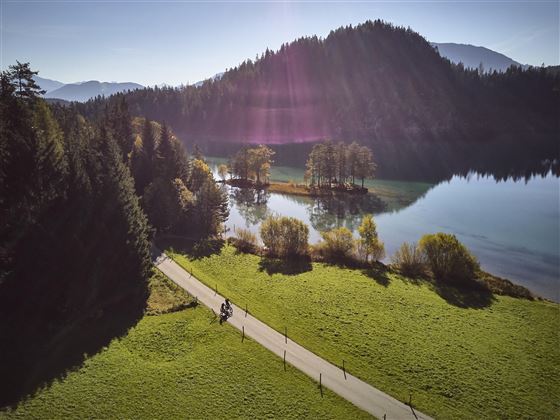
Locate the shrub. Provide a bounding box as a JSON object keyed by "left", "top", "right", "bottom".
{"left": 317, "top": 227, "right": 355, "bottom": 261}
{"left": 418, "top": 233, "right": 480, "bottom": 285}
{"left": 231, "top": 227, "right": 258, "bottom": 253}
{"left": 391, "top": 242, "right": 426, "bottom": 277}
{"left": 358, "top": 214, "right": 385, "bottom": 263}
{"left": 478, "top": 271, "right": 534, "bottom": 300}
{"left": 260, "top": 215, "right": 309, "bottom": 257}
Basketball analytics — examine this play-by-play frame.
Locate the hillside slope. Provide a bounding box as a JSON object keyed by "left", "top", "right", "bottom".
{"left": 432, "top": 42, "right": 526, "bottom": 72}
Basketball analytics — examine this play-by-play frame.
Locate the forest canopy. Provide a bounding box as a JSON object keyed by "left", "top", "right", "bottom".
{"left": 0, "top": 62, "right": 228, "bottom": 406}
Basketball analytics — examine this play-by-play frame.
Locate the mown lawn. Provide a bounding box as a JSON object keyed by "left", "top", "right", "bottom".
{"left": 2, "top": 272, "right": 369, "bottom": 419}
{"left": 171, "top": 245, "right": 560, "bottom": 419}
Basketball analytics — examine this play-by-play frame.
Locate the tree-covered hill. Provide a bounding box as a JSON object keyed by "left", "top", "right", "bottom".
{"left": 76, "top": 20, "right": 557, "bottom": 146}
{"left": 76, "top": 20, "right": 559, "bottom": 179}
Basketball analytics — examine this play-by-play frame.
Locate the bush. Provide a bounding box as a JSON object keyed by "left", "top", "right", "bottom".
{"left": 418, "top": 233, "right": 480, "bottom": 285}
{"left": 231, "top": 227, "right": 258, "bottom": 253}
{"left": 260, "top": 215, "right": 309, "bottom": 257}
{"left": 478, "top": 271, "right": 534, "bottom": 300}
{"left": 391, "top": 242, "right": 426, "bottom": 277}
{"left": 316, "top": 227, "right": 355, "bottom": 261}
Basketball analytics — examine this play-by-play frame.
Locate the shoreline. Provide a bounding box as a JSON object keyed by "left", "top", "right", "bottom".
{"left": 213, "top": 177, "right": 557, "bottom": 302}
{"left": 222, "top": 178, "right": 370, "bottom": 197}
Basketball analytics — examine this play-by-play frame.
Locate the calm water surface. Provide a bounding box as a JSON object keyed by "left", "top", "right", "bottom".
{"left": 209, "top": 158, "right": 559, "bottom": 301}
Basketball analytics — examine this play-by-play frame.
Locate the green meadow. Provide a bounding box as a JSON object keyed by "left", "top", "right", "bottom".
{"left": 171, "top": 245, "right": 560, "bottom": 419}
{"left": 2, "top": 272, "right": 369, "bottom": 419}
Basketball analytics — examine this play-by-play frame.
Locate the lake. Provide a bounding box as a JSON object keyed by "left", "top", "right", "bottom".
{"left": 208, "top": 158, "right": 560, "bottom": 301}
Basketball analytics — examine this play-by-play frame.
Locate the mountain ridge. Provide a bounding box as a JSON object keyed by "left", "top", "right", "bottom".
{"left": 432, "top": 42, "right": 528, "bottom": 72}
{"left": 32, "top": 75, "right": 65, "bottom": 93}
{"left": 45, "top": 80, "right": 144, "bottom": 102}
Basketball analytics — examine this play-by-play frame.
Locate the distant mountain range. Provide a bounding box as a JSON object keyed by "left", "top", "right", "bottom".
{"left": 432, "top": 42, "right": 527, "bottom": 72}
{"left": 33, "top": 76, "right": 65, "bottom": 93}
{"left": 33, "top": 76, "right": 143, "bottom": 102}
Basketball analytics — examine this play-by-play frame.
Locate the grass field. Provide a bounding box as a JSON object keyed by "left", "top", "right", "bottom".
{"left": 2, "top": 271, "right": 369, "bottom": 419}
{"left": 171, "top": 245, "right": 560, "bottom": 420}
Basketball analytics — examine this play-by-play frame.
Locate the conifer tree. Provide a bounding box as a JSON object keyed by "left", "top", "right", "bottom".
{"left": 142, "top": 117, "right": 157, "bottom": 171}
{"left": 108, "top": 96, "right": 134, "bottom": 159}
{"left": 157, "top": 121, "right": 174, "bottom": 179}
{"left": 6, "top": 61, "right": 45, "bottom": 100}
{"left": 97, "top": 128, "right": 151, "bottom": 279}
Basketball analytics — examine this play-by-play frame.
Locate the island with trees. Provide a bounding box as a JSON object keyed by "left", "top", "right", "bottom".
{"left": 220, "top": 141, "right": 376, "bottom": 197}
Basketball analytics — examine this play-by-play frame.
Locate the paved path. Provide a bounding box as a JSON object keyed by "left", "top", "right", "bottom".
{"left": 153, "top": 248, "right": 434, "bottom": 420}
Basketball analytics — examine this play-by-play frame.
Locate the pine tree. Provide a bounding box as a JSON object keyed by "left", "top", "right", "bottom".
{"left": 109, "top": 96, "right": 134, "bottom": 159}
{"left": 157, "top": 121, "right": 174, "bottom": 179}
{"left": 142, "top": 117, "right": 157, "bottom": 170}
{"left": 97, "top": 128, "right": 151, "bottom": 279}
{"left": 6, "top": 61, "right": 45, "bottom": 100}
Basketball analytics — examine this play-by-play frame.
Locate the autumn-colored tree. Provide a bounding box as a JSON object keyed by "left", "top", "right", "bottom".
{"left": 358, "top": 214, "right": 385, "bottom": 263}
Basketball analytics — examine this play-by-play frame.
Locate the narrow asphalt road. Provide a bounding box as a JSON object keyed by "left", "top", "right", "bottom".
{"left": 153, "top": 248, "right": 434, "bottom": 420}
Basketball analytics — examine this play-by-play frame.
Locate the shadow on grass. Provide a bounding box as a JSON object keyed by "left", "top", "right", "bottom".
{"left": 366, "top": 265, "right": 496, "bottom": 309}
{"left": 361, "top": 263, "right": 392, "bottom": 287}
{"left": 157, "top": 236, "right": 225, "bottom": 260}
{"left": 0, "top": 277, "right": 147, "bottom": 409}
{"left": 258, "top": 256, "right": 313, "bottom": 276}
{"left": 432, "top": 281, "right": 495, "bottom": 309}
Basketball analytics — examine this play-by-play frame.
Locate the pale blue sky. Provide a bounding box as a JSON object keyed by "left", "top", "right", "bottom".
{"left": 1, "top": 1, "right": 558, "bottom": 86}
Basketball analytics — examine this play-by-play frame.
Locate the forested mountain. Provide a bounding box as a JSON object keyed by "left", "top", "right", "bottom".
{"left": 45, "top": 80, "right": 144, "bottom": 102}
{"left": 431, "top": 42, "right": 526, "bottom": 72}
{"left": 76, "top": 20, "right": 559, "bottom": 179}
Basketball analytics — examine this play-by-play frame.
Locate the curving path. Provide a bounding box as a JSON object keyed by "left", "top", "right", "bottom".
{"left": 153, "top": 248, "right": 433, "bottom": 420}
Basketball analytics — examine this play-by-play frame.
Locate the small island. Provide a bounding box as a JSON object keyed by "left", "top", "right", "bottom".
{"left": 218, "top": 141, "right": 375, "bottom": 197}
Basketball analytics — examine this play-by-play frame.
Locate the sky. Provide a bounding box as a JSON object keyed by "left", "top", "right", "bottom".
{"left": 1, "top": 0, "right": 558, "bottom": 86}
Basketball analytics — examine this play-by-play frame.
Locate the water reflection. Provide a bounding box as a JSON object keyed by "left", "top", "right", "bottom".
{"left": 306, "top": 194, "right": 386, "bottom": 232}
{"left": 228, "top": 185, "right": 388, "bottom": 233}
{"left": 229, "top": 187, "right": 271, "bottom": 226}
{"left": 223, "top": 175, "right": 559, "bottom": 301}
{"left": 210, "top": 158, "right": 559, "bottom": 300}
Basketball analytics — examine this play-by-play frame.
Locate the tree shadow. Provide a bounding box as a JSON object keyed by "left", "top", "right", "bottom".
{"left": 361, "top": 263, "right": 392, "bottom": 287}
{"left": 432, "top": 281, "right": 495, "bottom": 309}
{"left": 0, "top": 276, "right": 147, "bottom": 409}
{"left": 157, "top": 236, "right": 225, "bottom": 260}
{"left": 258, "top": 256, "right": 313, "bottom": 276}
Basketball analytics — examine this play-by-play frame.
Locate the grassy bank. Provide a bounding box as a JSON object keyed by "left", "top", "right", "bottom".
{"left": 267, "top": 181, "right": 315, "bottom": 196}
{"left": 2, "top": 271, "right": 369, "bottom": 419}
{"left": 171, "top": 245, "right": 560, "bottom": 419}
